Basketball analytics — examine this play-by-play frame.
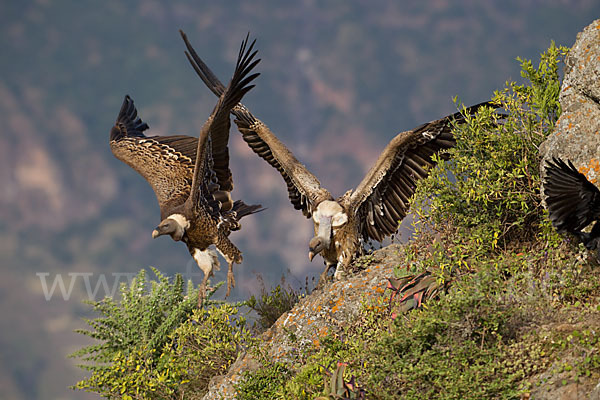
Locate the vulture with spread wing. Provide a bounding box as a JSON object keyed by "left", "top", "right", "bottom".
{"left": 181, "top": 30, "right": 498, "bottom": 285}
{"left": 110, "top": 35, "right": 262, "bottom": 304}
{"left": 544, "top": 157, "right": 600, "bottom": 255}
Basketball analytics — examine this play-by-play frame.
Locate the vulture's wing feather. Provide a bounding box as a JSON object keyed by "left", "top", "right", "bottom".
{"left": 346, "top": 102, "right": 498, "bottom": 242}
{"left": 151, "top": 135, "right": 198, "bottom": 167}
{"left": 188, "top": 33, "right": 260, "bottom": 207}
{"left": 109, "top": 95, "right": 149, "bottom": 141}
{"left": 181, "top": 30, "right": 331, "bottom": 217}
{"left": 110, "top": 95, "right": 196, "bottom": 217}
{"left": 544, "top": 157, "right": 600, "bottom": 232}
{"left": 180, "top": 31, "right": 259, "bottom": 195}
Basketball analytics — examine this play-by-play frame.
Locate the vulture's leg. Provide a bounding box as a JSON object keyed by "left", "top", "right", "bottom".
{"left": 190, "top": 248, "right": 219, "bottom": 307}
{"left": 226, "top": 260, "right": 236, "bottom": 297}
{"left": 333, "top": 264, "right": 346, "bottom": 281}
{"left": 316, "top": 262, "right": 336, "bottom": 289}
{"left": 197, "top": 272, "right": 210, "bottom": 307}
{"left": 215, "top": 234, "right": 241, "bottom": 298}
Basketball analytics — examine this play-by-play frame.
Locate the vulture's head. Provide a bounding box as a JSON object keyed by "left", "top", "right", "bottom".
{"left": 152, "top": 215, "right": 188, "bottom": 241}
{"left": 308, "top": 236, "right": 327, "bottom": 261}
{"left": 308, "top": 200, "right": 348, "bottom": 261}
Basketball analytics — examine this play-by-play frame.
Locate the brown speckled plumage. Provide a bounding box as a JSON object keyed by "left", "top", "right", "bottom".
{"left": 110, "top": 33, "right": 262, "bottom": 304}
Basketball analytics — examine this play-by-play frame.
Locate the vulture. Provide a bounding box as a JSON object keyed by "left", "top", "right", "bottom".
{"left": 109, "top": 35, "right": 262, "bottom": 305}
{"left": 180, "top": 30, "right": 498, "bottom": 285}
{"left": 544, "top": 157, "right": 600, "bottom": 255}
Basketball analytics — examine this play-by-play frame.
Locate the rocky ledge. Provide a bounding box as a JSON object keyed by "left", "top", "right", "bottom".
{"left": 202, "top": 244, "right": 403, "bottom": 399}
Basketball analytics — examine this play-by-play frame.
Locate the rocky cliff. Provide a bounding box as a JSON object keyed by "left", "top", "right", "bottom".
{"left": 540, "top": 19, "right": 600, "bottom": 180}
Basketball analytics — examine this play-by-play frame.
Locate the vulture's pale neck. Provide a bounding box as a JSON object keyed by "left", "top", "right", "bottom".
{"left": 313, "top": 200, "right": 348, "bottom": 246}
{"left": 169, "top": 213, "right": 190, "bottom": 230}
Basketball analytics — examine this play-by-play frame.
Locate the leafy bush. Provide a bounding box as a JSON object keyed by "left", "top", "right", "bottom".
{"left": 417, "top": 44, "right": 563, "bottom": 231}
{"left": 71, "top": 268, "right": 251, "bottom": 399}
{"left": 71, "top": 269, "right": 199, "bottom": 369}
{"left": 235, "top": 362, "right": 292, "bottom": 400}
{"left": 246, "top": 274, "right": 312, "bottom": 332}
{"left": 407, "top": 42, "right": 568, "bottom": 282}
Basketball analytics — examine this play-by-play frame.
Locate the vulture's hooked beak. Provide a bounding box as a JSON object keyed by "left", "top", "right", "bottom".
{"left": 151, "top": 229, "right": 160, "bottom": 239}
{"left": 308, "top": 235, "right": 327, "bottom": 263}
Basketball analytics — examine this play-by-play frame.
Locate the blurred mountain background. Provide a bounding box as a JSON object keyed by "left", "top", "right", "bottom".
{"left": 1, "top": 1, "right": 599, "bottom": 398}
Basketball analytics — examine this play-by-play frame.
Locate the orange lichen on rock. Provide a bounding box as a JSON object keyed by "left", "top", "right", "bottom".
{"left": 578, "top": 158, "right": 600, "bottom": 184}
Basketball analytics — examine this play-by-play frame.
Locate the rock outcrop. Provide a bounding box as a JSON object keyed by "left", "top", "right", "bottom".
{"left": 201, "top": 244, "right": 402, "bottom": 399}
{"left": 540, "top": 19, "right": 600, "bottom": 183}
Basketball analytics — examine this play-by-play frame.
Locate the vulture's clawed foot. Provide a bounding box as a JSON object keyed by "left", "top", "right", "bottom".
{"left": 197, "top": 283, "right": 206, "bottom": 308}
{"left": 315, "top": 264, "right": 336, "bottom": 290}
{"left": 197, "top": 270, "right": 211, "bottom": 307}
{"left": 333, "top": 266, "right": 346, "bottom": 281}
{"left": 225, "top": 262, "right": 236, "bottom": 297}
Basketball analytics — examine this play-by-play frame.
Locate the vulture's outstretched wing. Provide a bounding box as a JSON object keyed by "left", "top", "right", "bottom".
{"left": 544, "top": 157, "right": 600, "bottom": 233}
{"left": 346, "top": 102, "right": 497, "bottom": 242}
{"left": 110, "top": 95, "right": 198, "bottom": 218}
{"left": 181, "top": 30, "right": 332, "bottom": 217}
{"left": 187, "top": 33, "right": 260, "bottom": 208}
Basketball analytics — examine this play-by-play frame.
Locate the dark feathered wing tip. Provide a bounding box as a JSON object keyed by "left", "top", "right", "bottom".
{"left": 232, "top": 199, "right": 265, "bottom": 219}
{"left": 223, "top": 34, "right": 260, "bottom": 110}
{"left": 544, "top": 156, "right": 600, "bottom": 233}
{"left": 179, "top": 29, "right": 260, "bottom": 103}
{"left": 180, "top": 30, "right": 226, "bottom": 98}
{"left": 412, "top": 101, "right": 502, "bottom": 152}
{"left": 453, "top": 100, "right": 505, "bottom": 126}
{"left": 219, "top": 200, "right": 265, "bottom": 233}
{"left": 443, "top": 100, "right": 502, "bottom": 130}
{"left": 109, "top": 95, "right": 149, "bottom": 142}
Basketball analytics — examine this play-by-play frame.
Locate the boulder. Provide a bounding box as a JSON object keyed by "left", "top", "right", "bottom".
{"left": 540, "top": 19, "right": 600, "bottom": 185}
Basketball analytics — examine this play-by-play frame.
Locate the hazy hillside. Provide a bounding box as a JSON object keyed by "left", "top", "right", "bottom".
{"left": 1, "top": 1, "right": 599, "bottom": 399}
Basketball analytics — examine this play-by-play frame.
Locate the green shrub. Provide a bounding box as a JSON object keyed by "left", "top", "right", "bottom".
{"left": 159, "top": 304, "right": 253, "bottom": 398}
{"left": 235, "top": 362, "right": 292, "bottom": 400}
{"left": 71, "top": 268, "right": 251, "bottom": 399}
{"left": 246, "top": 274, "right": 311, "bottom": 332}
{"left": 71, "top": 269, "right": 199, "bottom": 370}
{"left": 420, "top": 42, "right": 565, "bottom": 236}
